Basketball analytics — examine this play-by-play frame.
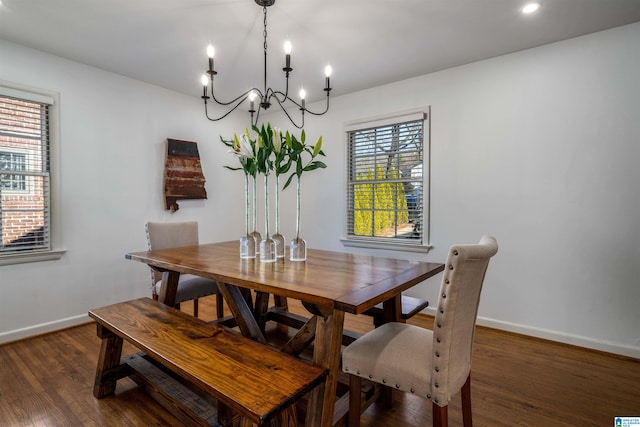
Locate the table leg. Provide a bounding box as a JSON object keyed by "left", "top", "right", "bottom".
{"left": 305, "top": 308, "right": 345, "bottom": 427}
{"left": 217, "top": 282, "right": 267, "bottom": 344}
{"left": 254, "top": 291, "right": 270, "bottom": 333}
{"left": 157, "top": 270, "right": 181, "bottom": 307}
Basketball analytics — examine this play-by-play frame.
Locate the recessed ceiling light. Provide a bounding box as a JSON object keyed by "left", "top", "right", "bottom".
{"left": 522, "top": 2, "right": 541, "bottom": 14}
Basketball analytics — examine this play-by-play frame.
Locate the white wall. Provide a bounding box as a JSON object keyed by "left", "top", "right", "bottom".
{"left": 268, "top": 22, "right": 640, "bottom": 357}
{"left": 1, "top": 21, "right": 639, "bottom": 358}
{"left": 0, "top": 39, "right": 244, "bottom": 342}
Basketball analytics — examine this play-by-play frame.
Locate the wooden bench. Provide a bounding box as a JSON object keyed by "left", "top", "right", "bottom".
{"left": 363, "top": 295, "right": 429, "bottom": 327}
{"left": 89, "top": 297, "right": 327, "bottom": 427}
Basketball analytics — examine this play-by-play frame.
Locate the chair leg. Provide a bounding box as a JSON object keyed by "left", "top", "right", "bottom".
{"left": 348, "top": 375, "right": 362, "bottom": 427}
{"left": 193, "top": 298, "right": 199, "bottom": 318}
{"left": 461, "top": 374, "right": 472, "bottom": 427}
{"left": 216, "top": 293, "right": 224, "bottom": 319}
{"left": 432, "top": 402, "right": 448, "bottom": 427}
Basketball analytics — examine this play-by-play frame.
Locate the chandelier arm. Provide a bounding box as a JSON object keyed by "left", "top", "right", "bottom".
{"left": 300, "top": 94, "right": 331, "bottom": 116}
{"left": 204, "top": 96, "right": 249, "bottom": 122}
{"left": 209, "top": 87, "right": 258, "bottom": 107}
{"left": 252, "top": 106, "right": 262, "bottom": 128}
{"left": 272, "top": 95, "right": 304, "bottom": 129}
{"left": 270, "top": 90, "right": 302, "bottom": 109}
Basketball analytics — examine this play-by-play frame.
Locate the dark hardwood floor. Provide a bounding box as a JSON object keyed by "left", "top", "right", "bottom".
{"left": 1, "top": 295, "right": 638, "bottom": 426}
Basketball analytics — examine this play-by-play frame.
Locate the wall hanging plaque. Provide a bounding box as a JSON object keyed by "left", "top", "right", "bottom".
{"left": 163, "top": 138, "right": 207, "bottom": 212}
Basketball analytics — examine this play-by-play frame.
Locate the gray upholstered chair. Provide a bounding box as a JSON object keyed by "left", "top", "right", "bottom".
{"left": 145, "top": 221, "right": 224, "bottom": 319}
{"left": 342, "top": 235, "right": 498, "bottom": 427}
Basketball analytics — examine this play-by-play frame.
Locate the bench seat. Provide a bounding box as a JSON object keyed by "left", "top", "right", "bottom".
{"left": 363, "top": 294, "right": 429, "bottom": 326}
{"left": 89, "top": 297, "right": 327, "bottom": 426}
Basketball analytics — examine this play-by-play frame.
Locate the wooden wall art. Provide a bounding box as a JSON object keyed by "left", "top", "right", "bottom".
{"left": 163, "top": 138, "right": 207, "bottom": 212}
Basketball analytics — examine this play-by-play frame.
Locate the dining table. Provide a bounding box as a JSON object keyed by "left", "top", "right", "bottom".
{"left": 126, "top": 240, "right": 444, "bottom": 427}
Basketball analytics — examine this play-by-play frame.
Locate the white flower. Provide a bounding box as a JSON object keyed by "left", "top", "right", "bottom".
{"left": 231, "top": 133, "right": 254, "bottom": 158}
{"left": 272, "top": 127, "right": 282, "bottom": 153}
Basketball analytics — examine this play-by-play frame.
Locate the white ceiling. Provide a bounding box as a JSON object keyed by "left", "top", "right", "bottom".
{"left": 1, "top": 0, "right": 640, "bottom": 103}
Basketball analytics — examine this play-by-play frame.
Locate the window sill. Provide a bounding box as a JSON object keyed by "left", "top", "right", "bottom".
{"left": 0, "top": 249, "right": 66, "bottom": 266}
{"left": 340, "top": 238, "right": 432, "bottom": 253}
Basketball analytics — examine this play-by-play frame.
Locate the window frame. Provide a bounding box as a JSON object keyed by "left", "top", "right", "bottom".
{"left": 0, "top": 148, "right": 31, "bottom": 194}
{"left": 0, "top": 80, "right": 65, "bottom": 265}
{"left": 341, "top": 107, "right": 432, "bottom": 253}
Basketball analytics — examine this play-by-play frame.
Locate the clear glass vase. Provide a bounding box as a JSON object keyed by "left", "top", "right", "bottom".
{"left": 272, "top": 175, "right": 285, "bottom": 258}
{"left": 260, "top": 173, "right": 277, "bottom": 263}
{"left": 250, "top": 175, "right": 262, "bottom": 252}
{"left": 240, "top": 174, "right": 256, "bottom": 259}
{"left": 289, "top": 176, "right": 307, "bottom": 261}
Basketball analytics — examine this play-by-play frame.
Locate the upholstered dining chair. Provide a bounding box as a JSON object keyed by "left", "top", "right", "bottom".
{"left": 342, "top": 235, "right": 498, "bottom": 427}
{"left": 145, "top": 221, "right": 224, "bottom": 319}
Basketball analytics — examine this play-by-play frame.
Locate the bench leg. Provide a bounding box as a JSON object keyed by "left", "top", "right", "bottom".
{"left": 93, "top": 324, "right": 124, "bottom": 398}
{"left": 218, "top": 402, "right": 234, "bottom": 427}
{"left": 238, "top": 406, "right": 297, "bottom": 427}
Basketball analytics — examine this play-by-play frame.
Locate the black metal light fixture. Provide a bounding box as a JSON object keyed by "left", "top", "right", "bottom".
{"left": 200, "top": 0, "right": 332, "bottom": 129}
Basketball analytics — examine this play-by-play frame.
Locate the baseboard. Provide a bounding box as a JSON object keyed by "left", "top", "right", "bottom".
{"left": 3, "top": 309, "right": 639, "bottom": 360}
{"left": 422, "top": 307, "right": 640, "bottom": 359}
{"left": 0, "top": 314, "right": 92, "bottom": 345}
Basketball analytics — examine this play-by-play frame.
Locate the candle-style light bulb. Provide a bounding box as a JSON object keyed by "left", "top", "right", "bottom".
{"left": 299, "top": 88, "right": 306, "bottom": 109}
{"left": 201, "top": 74, "right": 209, "bottom": 97}
{"left": 324, "top": 64, "right": 332, "bottom": 90}
{"left": 207, "top": 44, "right": 215, "bottom": 72}
{"left": 248, "top": 91, "right": 257, "bottom": 112}
{"left": 284, "top": 40, "right": 292, "bottom": 71}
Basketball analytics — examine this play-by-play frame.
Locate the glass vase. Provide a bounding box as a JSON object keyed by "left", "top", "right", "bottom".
{"left": 250, "top": 175, "right": 262, "bottom": 252}
{"left": 240, "top": 174, "right": 256, "bottom": 259}
{"left": 260, "top": 173, "right": 277, "bottom": 263}
{"left": 289, "top": 175, "right": 307, "bottom": 261}
{"left": 272, "top": 175, "right": 285, "bottom": 258}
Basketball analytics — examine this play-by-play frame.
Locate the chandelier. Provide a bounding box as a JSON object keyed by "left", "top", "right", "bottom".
{"left": 200, "top": 0, "right": 332, "bottom": 129}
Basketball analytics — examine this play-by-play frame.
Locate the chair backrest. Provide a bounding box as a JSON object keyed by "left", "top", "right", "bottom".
{"left": 431, "top": 235, "right": 498, "bottom": 407}
{"left": 145, "top": 221, "right": 200, "bottom": 285}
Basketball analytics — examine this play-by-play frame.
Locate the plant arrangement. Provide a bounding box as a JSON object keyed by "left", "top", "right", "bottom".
{"left": 221, "top": 123, "right": 326, "bottom": 261}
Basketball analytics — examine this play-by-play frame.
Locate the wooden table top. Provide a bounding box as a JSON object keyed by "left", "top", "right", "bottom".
{"left": 126, "top": 240, "right": 444, "bottom": 314}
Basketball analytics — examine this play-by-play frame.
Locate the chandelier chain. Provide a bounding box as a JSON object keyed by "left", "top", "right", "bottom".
{"left": 263, "top": 6, "right": 268, "bottom": 53}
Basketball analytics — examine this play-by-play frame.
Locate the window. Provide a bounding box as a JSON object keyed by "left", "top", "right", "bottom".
{"left": 0, "top": 84, "right": 59, "bottom": 262}
{"left": 0, "top": 150, "right": 28, "bottom": 192}
{"left": 344, "top": 109, "right": 430, "bottom": 251}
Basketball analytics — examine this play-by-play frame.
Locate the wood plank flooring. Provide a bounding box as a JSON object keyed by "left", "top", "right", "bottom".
{"left": 0, "top": 295, "right": 638, "bottom": 426}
